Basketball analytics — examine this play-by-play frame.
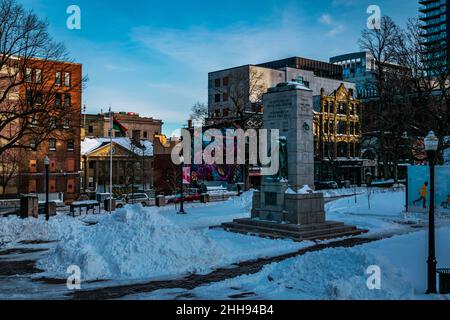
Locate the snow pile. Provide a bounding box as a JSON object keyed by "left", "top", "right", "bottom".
{"left": 225, "top": 190, "right": 254, "bottom": 213}
{"left": 192, "top": 227, "right": 450, "bottom": 300}
{"left": 244, "top": 247, "right": 415, "bottom": 300}
{"left": 285, "top": 186, "right": 314, "bottom": 195}
{"left": 298, "top": 185, "right": 314, "bottom": 194}
{"left": 0, "top": 215, "right": 84, "bottom": 247}
{"left": 37, "top": 205, "right": 226, "bottom": 281}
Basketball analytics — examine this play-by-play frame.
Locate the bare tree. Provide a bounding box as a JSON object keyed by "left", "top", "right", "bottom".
{"left": 359, "top": 16, "right": 416, "bottom": 182}
{"left": 397, "top": 18, "right": 450, "bottom": 164}
{"left": 190, "top": 102, "right": 208, "bottom": 124}
{"left": 0, "top": 0, "right": 86, "bottom": 157}
{"left": 211, "top": 66, "right": 266, "bottom": 123}
{"left": 0, "top": 148, "right": 18, "bottom": 196}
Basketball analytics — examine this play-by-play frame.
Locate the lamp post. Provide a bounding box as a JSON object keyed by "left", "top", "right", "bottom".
{"left": 44, "top": 156, "right": 50, "bottom": 221}
{"left": 178, "top": 155, "right": 186, "bottom": 214}
{"left": 424, "top": 131, "right": 439, "bottom": 294}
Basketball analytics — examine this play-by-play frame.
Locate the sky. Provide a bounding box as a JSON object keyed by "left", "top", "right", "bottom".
{"left": 18, "top": 0, "right": 419, "bottom": 136}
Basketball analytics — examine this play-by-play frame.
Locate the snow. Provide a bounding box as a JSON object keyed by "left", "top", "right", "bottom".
{"left": 185, "top": 226, "right": 450, "bottom": 300}
{"left": 37, "top": 205, "right": 227, "bottom": 281}
{"left": 0, "top": 214, "right": 85, "bottom": 247}
{"left": 81, "top": 138, "right": 153, "bottom": 156}
{"left": 285, "top": 186, "right": 314, "bottom": 195}
{"left": 11, "top": 192, "right": 307, "bottom": 281}
{"left": 4, "top": 187, "right": 448, "bottom": 298}
{"left": 326, "top": 190, "right": 407, "bottom": 233}
{"left": 298, "top": 185, "right": 313, "bottom": 194}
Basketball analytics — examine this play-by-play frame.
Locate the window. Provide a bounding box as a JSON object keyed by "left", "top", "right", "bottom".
{"left": 337, "top": 142, "right": 348, "bottom": 157}
{"left": 29, "top": 140, "right": 36, "bottom": 150}
{"left": 50, "top": 160, "right": 57, "bottom": 172}
{"left": 223, "top": 92, "right": 229, "bottom": 102}
{"left": 35, "top": 69, "right": 42, "bottom": 83}
{"left": 67, "top": 179, "right": 75, "bottom": 193}
{"left": 25, "top": 68, "right": 33, "bottom": 83}
{"left": 223, "top": 108, "right": 229, "bottom": 117}
{"left": 67, "top": 159, "right": 75, "bottom": 172}
{"left": 64, "top": 72, "right": 71, "bottom": 86}
{"left": 35, "top": 92, "right": 43, "bottom": 105}
{"left": 67, "top": 140, "right": 74, "bottom": 151}
{"left": 55, "top": 93, "right": 62, "bottom": 108}
{"left": 28, "top": 179, "right": 36, "bottom": 193}
{"left": 55, "top": 72, "right": 62, "bottom": 86}
{"left": 50, "top": 117, "right": 57, "bottom": 129}
{"left": 88, "top": 125, "right": 93, "bottom": 133}
{"left": 29, "top": 160, "right": 37, "bottom": 173}
{"left": 49, "top": 179, "right": 56, "bottom": 192}
{"left": 89, "top": 161, "right": 95, "bottom": 169}
{"left": 222, "top": 77, "right": 229, "bottom": 86}
{"left": 26, "top": 90, "right": 33, "bottom": 106}
{"left": 214, "top": 94, "right": 221, "bottom": 103}
{"left": 214, "top": 79, "right": 221, "bottom": 87}
{"left": 64, "top": 94, "right": 71, "bottom": 107}
{"left": 49, "top": 139, "right": 56, "bottom": 151}
{"left": 63, "top": 119, "right": 70, "bottom": 129}
{"left": 143, "top": 131, "right": 148, "bottom": 139}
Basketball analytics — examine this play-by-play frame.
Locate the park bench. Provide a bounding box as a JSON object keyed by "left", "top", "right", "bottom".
{"left": 70, "top": 200, "right": 101, "bottom": 217}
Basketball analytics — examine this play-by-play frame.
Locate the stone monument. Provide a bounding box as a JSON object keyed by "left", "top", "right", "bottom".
{"left": 219, "top": 82, "right": 366, "bottom": 241}
{"left": 251, "top": 81, "right": 325, "bottom": 225}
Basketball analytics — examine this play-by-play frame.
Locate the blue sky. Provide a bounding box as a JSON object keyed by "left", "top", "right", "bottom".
{"left": 18, "top": 0, "right": 418, "bottom": 136}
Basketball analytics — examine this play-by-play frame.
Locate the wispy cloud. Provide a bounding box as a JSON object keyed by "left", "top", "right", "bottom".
{"left": 318, "top": 13, "right": 345, "bottom": 37}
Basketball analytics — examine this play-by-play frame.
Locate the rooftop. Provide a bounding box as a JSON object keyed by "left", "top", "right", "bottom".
{"left": 81, "top": 138, "right": 153, "bottom": 157}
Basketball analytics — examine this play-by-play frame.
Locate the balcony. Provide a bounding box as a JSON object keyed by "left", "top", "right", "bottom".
{"left": 419, "top": 0, "right": 441, "bottom": 4}
{"left": 420, "top": 0, "right": 446, "bottom": 13}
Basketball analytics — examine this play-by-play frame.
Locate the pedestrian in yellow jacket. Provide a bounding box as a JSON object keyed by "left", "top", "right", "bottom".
{"left": 413, "top": 182, "right": 429, "bottom": 208}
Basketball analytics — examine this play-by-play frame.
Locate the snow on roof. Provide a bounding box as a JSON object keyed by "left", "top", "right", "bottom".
{"left": 82, "top": 138, "right": 153, "bottom": 157}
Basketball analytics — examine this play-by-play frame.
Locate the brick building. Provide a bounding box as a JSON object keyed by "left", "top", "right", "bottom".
{"left": 0, "top": 59, "right": 83, "bottom": 202}
{"left": 82, "top": 112, "right": 163, "bottom": 142}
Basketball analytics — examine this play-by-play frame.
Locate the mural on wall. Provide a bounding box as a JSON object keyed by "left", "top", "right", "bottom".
{"left": 190, "top": 127, "right": 244, "bottom": 185}
{"left": 407, "top": 166, "right": 450, "bottom": 213}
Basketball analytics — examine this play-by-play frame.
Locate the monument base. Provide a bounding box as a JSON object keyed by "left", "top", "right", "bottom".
{"left": 217, "top": 218, "right": 368, "bottom": 242}
{"left": 219, "top": 181, "right": 367, "bottom": 242}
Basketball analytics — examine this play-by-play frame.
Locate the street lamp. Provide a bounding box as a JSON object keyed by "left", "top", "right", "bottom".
{"left": 424, "top": 131, "right": 439, "bottom": 294}
{"left": 178, "top": 155, "right": 186, "bottom": 215}
{"left": 44, "top": 156, "right": 50, "bottom": 221}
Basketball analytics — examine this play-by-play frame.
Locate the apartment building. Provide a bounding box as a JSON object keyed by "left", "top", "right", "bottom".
{"left": 0, "top": 59, "right": 83, "bottom": 202}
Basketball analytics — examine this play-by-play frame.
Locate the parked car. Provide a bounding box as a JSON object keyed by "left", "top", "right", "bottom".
{"left": 174, "top": 193, "right": 201, "bottom": 204}
{"left": 115, "top": 193, "right": 153, "bottom": 208}
{"left": 315, "top": 181, "right": 339, "bottom": 190}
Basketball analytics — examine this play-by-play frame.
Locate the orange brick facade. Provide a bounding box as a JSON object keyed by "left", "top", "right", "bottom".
{"left": 1, "top": 60, "right": 83, "bottom": 202}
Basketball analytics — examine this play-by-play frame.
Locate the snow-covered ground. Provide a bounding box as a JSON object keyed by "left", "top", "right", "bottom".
{"left": 168, "top": 226, "right": 450, "bottom": 300}
{"left": 2, "top": 188, "right": 448, "bottom": 300}
{"left": 326, "top": 190, "right": 408, "bottom": 234}
{"left": 1, "top": 192, "right": 309, "bottom": 282}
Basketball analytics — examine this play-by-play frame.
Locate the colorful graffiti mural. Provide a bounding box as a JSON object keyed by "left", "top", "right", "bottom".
{"left": 189, "top": 127, "right": 244, "bottom": 184}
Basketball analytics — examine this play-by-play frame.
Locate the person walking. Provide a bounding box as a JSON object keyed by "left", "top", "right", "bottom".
{"left": 413, "top": 182, "right": 429, "bottom": 209}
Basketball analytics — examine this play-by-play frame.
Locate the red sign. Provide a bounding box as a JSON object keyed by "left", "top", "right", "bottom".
{"left": 182, "top": 167, "right": 191, "bottom": 185}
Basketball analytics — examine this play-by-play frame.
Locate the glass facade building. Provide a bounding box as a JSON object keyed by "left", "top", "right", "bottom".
{"left": 419, "top": 0, "right": 449, "bottom": 68}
